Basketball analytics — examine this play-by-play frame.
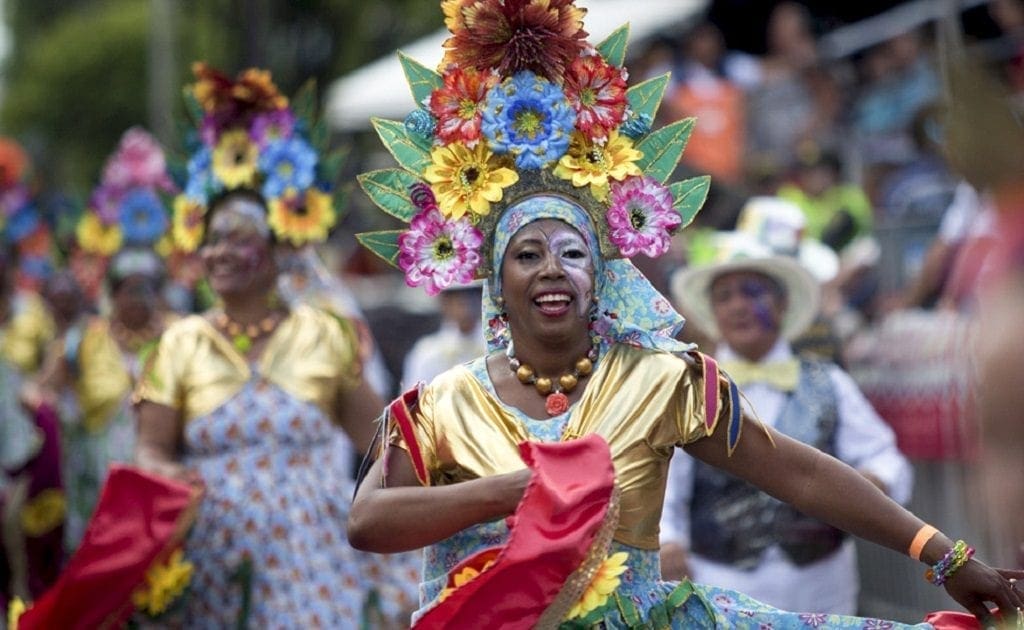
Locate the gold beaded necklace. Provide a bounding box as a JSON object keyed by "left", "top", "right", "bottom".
{"left": 214, "top": 311, "right": 282, "bottom": 354}
{"left": 507, "top": 344, "right": 598, "bottom": 416}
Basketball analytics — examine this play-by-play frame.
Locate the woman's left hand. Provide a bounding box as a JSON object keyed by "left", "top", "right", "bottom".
{"left": 943, "top": 559, "right": 1024, "bottom": 623}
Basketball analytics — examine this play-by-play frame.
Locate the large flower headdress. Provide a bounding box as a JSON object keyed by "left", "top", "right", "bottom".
{"left": 0, "top": 137, "right": 55, "bottom": 290}
{"left": 169, "top": 63, "right": 344, "bottom": 253}
{"left": 357, "top": 0, "right": 710, "bottom": 295}
{"left": 71, "top": 128, "right": 175, "bottom": 299}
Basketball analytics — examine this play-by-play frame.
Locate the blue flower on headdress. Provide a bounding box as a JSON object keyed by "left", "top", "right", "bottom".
{"left": 185, "top": 146, "right": 221, "bottom": 202}
{"left": 118, "top": 188, "right": 168, "bottom": 246}
{"left": 258, "top": 137, "right": 317, "bottom": 200}
{"left": 4, "top": 204, "right": 39, "bottom": 243}
{"left": 481, "top": 71, "right": 576, "bottom": 170}
{"left": 19, "top": 255, "right": 52, "bottom": 282}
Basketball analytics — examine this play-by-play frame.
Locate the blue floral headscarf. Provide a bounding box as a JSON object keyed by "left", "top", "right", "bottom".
{"left": 483, "top": 195, "right": 694, "bottom": 354}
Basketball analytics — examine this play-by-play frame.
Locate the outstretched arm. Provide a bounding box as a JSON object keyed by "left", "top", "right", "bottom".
{"left": 348, "top": 443, "right": 529, "bottom": 553}
{"left": 684, "top": 418, "right": 1024, "bottom": 620}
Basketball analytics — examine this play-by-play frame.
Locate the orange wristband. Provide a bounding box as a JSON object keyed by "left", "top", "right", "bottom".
{"left": 908, "top": 524, "right": 939, "bottom": 561}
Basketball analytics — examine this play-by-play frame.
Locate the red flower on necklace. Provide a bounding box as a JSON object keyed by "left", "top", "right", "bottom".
{"left": 545, "top": 391, "right": 570, "bottom": 416}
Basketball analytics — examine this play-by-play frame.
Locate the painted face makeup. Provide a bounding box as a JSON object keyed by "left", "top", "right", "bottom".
{"left": 202, "top": 196, "right": 276, "bottom": 295}
{"left": 541, "top": 223, "right": 595, "bottom": 318}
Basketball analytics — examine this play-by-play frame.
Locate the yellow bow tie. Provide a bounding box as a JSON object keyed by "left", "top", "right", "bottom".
{"left": 719, "top": 358, "right": 801, "bottom": 392}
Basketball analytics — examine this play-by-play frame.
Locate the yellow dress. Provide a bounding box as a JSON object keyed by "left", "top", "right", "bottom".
{"left": 0, "top": 291, "right": 55, "bottom": 374}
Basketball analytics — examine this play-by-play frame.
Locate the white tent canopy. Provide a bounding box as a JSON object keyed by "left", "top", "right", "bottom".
{"left": 326, "top": 0, "right": 707, "bottom": 131}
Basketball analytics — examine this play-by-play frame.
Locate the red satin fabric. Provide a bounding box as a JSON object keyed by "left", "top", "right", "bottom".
{"left": 413, "top": 434, "right": 617, "bottom": 629}
{"left": 19, "top": 465, "right": 202, "bottom": 630}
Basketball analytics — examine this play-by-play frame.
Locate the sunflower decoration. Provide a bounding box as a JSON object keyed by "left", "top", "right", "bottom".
{"left": 357, "top": 0, "right": 712, "bottom": 295}
{"left": 169, "top": 63, "right": 345, "bottom": 252}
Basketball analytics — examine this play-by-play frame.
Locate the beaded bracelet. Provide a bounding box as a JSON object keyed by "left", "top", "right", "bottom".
{"left": 925, "top": 539, "right": 974, "bottom": 586}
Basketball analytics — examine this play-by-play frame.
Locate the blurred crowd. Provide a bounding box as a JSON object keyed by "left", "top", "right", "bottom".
{"left": 1, "top": 0, "right": 1023, "bottom": 626}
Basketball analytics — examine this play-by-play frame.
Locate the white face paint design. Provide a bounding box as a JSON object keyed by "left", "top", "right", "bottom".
{"left": 542, "top": 223, "right": 595, "bottom": 318}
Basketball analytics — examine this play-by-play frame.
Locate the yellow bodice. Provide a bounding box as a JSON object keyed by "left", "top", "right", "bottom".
{"left": 0, "top": 291, "right": 55, "bottom": 374}
{"left": 392, "top": 344, "right": 735, "bottom": 550}
{"left": 135, "top": 305, "right": 361, "bottom": 423}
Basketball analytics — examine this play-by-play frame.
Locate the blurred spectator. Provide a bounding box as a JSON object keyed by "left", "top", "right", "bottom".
{"left": 852, "top": 29, "right": 940, "bottom": 166}
{"left": 662, "top": 22, "right": 748, "bottom": 185}
{"left": 746, "top": 2, "right": 842, "bottom": 171}
{"left": 986, "top": 0, "right": 1024, "bottom": 91}
{"left": 899, "top": 181, "right": 997, "bottom": 312}
{"left": 778, "top": 146, "right": 874, "bottom": 253}
{"left": 402, "top": 281, "right": 485, "bottom": 389}
{"left": 872, "top": 103, "right": 959, "bottom": 299}
{"left": 662, "top": 218, "right": 910, "bottom": 614}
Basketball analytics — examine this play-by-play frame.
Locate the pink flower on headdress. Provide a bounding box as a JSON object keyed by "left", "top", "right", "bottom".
{"left": 429, "top": 65, "right": 498, "bottom": 147}
{"left": 398, "top": 207, "right": 483, "bottom": 296}
{"left": 606, "top": 175, "right": 680, "bottom": 258}
{"left": 102, "top": 127, "right": 175, "bottom": 193}
{"left": 90, "top": 185, "right": 122, "bottom": 225}
{"left": 563, "top": 53, "right": 628, "bottom": 143}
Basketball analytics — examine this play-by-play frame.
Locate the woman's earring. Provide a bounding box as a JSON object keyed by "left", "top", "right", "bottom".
{"left": 495, "top": 295, "right": 505, "bottom": 309}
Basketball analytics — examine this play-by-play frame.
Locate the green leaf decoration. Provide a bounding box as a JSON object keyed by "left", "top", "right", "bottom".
{"left": 596, "top": 24, "right": 630, "bottom": 67}
{"left": 400, "top": 53, "right": 443, "bottom": 107}
{"left": 357, "top": 169, "right": 423, "bottom": 222}
{"left": 309, "top": 118, "right": 331, "bottom": 153}
{"left": 626, "top": 73, "right": 670, "bottom": 123}
{"left": 635, "top": 118, "right": 695, "bottom": 183}
{"left": 669, "top": 175, "right": 711, "bottom": 228}
{"left": 328, "top": 182, "right": 351, "bottom": 224}
{"left": 291, "top": 79, "right": 318, "bottom": 127}
{"left": 317, "top": 146, "right": 350, "bottom": 184}
{"left": 182, "top": 88, "right": 204, "bottom": 124}
{"left": 372, "top": 118, "right": 433, "bottom": 173}
{"left": 356, "top": 230, "right": 405, "bottom": 268}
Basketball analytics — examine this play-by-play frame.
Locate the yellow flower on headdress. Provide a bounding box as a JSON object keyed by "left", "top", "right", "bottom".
{"left": 20, "top": 488, "right": 66, "bottom": 536}
{"left": 172, "top": 195, "right": 206, "bottom": 253}
{"left": 553, "top": 131, "right": 641, "bottom": 202}
{"left": 76, "top": 211, "right": 123, "bottom": 256}
{"left": 267, "top": 187, "right": 336, "bottom": 246}
{"left": 565, "top": 551, "right": 629, "bottom": 620}
{"left": 132, "top": 548, "right": 194, "bottom": 616}
{"left": 212, "top": 129, "right": 258, "bottom": 189}
{"left": 424, "top": 141, "right": 519, "bottom": 220}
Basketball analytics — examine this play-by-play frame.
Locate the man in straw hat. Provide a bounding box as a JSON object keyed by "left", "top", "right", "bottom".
{"left": 661, "top": 198, "right": 911, "bottom": 614}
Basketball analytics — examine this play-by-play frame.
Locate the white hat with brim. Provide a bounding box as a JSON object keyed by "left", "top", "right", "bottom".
{"left": 670, "top": 233, "right": 821, "bottom": 341}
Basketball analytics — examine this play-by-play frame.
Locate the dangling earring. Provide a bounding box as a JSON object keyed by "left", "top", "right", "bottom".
{"left": 494, "top": 295, "right": 505, "bottom": 309}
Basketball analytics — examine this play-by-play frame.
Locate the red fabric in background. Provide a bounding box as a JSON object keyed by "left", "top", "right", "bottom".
{"left": 19, "top": 465, "right": 201, "bottom": 630}
{"left": 412, "top": 434, "right": 616, "bottom": 630}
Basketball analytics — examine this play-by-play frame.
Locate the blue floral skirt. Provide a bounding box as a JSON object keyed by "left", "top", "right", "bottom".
{"left": 418, "top": 522, "right": 933, "bottom": 629}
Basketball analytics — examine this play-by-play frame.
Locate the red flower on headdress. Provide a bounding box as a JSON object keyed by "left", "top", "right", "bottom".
{"left": 191, "top": 62, "right": 288, "bottom": 119}
{"left": 0, "top": 138, "right": 28, "bottom": 190}
{"left": 430, "top": 65, "right": 499, "bottom": 147}
{"left": 563, "top": 54, "right": 628, "bottom": 142}
{"left": 441, "top": 0, "right": 588, "bottom": 83}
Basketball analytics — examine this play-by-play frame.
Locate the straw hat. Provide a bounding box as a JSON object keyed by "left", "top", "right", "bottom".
{"left": 671, "top": 231, "right": 820, "bottom": 341}
{"left": 671, "top": 196, "right": 836, "bottom": 340}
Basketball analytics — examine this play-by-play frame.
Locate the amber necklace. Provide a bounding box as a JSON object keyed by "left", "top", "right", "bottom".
{"left": 507, "top": 341, "right": 598, "bottom": 416}
{"left": 214, "top": 310, "right": 284, "bottom": 354}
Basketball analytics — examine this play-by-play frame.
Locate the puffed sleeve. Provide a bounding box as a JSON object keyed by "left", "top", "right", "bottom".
{"left": 384, "top": 384, "right": 438, "bottom": 487}
{"left": 673, "top": 351, "right": 745, "bottom": 455}
{"left": 133, "top": 323, "right": 187, "bottom": 410}
{"left": 325, "top": 313, "right": 362, "bottom": 395}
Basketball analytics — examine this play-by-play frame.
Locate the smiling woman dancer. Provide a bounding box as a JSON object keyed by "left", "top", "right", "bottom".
{"left": 133, "top": 65, "right": 387, "bottom": 627}
{"left": 347, "top": 1, "right": 1024, "bottom": 628}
